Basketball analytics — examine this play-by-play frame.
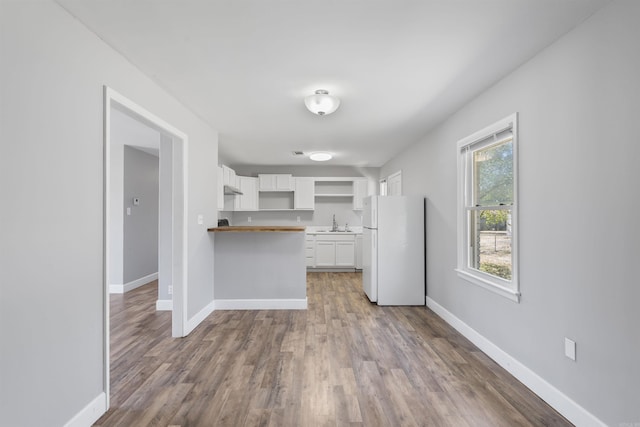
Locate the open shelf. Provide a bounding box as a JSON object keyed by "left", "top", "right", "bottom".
{"left": 315, "top": 193, "right": 354, "bottom": 197}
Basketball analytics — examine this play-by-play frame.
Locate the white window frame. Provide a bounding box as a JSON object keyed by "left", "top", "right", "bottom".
{"left": 456, "top": 113, "right": 520, "bottom": 302}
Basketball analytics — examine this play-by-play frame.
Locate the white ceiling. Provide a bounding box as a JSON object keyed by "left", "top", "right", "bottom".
{"left": 58, "top": 0, "right": 609, "bottom": 167}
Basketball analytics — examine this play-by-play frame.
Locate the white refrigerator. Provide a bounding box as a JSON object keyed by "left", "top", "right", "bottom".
{"left": 362, "top": 196, "right": 425, "bottom": 305}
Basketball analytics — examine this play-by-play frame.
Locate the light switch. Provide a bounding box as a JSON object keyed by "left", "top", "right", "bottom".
{"left": 126, "top": 207, "right": 131, "bottom": 216}
{"left": 565, "top": 338, "right": 576, "bottom": 361}
{"left": 197, "top": 214, "right": 204, "bottom": 225}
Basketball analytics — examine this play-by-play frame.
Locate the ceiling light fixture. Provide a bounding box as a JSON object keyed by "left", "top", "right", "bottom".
{"left": 304, "top": 90, "right": 340, "bottom": 116}
{"left": 309, "top": 152, "right": 332, "bottom": 162}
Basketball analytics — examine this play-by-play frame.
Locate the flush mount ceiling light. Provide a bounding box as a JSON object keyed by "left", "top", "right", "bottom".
{"left": 309, "top": 152, "right": 332, "bottom": 161}
{"left": 304, "top": 90, "right": 340, "bottom": 116}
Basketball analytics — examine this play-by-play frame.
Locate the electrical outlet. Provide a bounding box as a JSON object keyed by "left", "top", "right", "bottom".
{"left": 248, "top": 216, "right": 252, "bottom": 223}
{"left": 565, "top": 338, "right": 576, "bottom": 361}
{"left": 168, "top": 286, "right": 173, "bottom": 295}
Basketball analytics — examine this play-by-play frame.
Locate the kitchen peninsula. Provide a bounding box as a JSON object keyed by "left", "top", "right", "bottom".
{"left": 209, "top": 225, "right": 307, "bottom": 309}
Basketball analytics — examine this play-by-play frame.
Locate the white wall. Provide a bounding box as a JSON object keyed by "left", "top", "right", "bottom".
{"left": 380, "top": 1, "right": 640, "bottom": 424}
{"left": 110, "top": 107, "right": 161, "bottom": 288}
{"left": 0, "top": 2, "right": 218, "bottom": 426}
{"left": 123, "top": 146, "right": 159, "bottom": 283}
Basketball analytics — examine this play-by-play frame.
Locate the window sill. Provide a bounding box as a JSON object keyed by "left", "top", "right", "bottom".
{"left": 455, "top": 269, "right": 520, "bottom": 303}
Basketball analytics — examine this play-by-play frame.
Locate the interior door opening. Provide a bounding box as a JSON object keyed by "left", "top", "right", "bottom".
{"left": 104, "top": 86, "right": 189, "bottom": 408}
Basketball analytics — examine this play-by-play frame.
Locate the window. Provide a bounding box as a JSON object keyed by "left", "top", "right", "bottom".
{"left": 456, "top": 113, "right": 519, "bottom": 302}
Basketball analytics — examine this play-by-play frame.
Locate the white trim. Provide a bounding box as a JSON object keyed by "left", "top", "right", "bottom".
{"left": 214, "top": 298, "right": 308, "bottom": 310}
{"left": 307, "top": 268, "right": 357, "bottom": 273}
{"left": 455, "top": 269, "right": 520, "bottom": 302}
{"left": 104, "top": 86, "right": 189, "bottom": 339}
{"left": 103, "top": 87, "right": 112, "bottom": 410}
{"left": 109, "top": 272, "right": 158, "bottom": 294}
{"left": 456, "top": 113, "right": 519, "bottom": 301}
{"left": 426, "top": 297, "right": 607, "bottom": 427}
{"left": 156, "top": 299, "right": 173, "bottom": 311}
{"left": 104, "top": 86, "right": 190, "bottom": 411}
{"left": 184, "top": 300, "right": 215, "bottom": 335}
{"left": 63, "top": 392, "right": 107, "bottom": 427}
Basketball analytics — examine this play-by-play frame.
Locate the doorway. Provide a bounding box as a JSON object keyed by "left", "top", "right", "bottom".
{"left": 103, "top": 86, "right": 188, "bottom": 407}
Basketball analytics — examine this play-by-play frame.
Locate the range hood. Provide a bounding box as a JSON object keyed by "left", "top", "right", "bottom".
{"left": 223, "top": 185, "right": 243, "bottom": 195}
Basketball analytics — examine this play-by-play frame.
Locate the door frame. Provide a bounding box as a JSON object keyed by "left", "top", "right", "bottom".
{"left": 103, "top": 86, "right": 189, "bottom": 407}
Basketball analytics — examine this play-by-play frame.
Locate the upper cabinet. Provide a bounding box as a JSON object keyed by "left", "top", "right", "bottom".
{"left": 223, "top": 171, "right": 370, "bottom": 212}
{"left": 222, "top": 165, "right": 237, "bottom": 187}
{"left": 353, "top": 178, "right": 369, "bottom": 210}
{"left": 258, "top": 174, "right": 293, "bottom": 192}
{"left": 234, "top": 176, "right": 258, "bottom": 211}
{"left": 217, "top": 166, "right": 224, "bottom": 210}
{"left": 294, "top": 177, "right": 315, "bottom": 210}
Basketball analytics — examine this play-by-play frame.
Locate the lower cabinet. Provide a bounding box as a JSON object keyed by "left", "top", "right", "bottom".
{"left": 315, "top": 241, "right": 336, "bottom": 267}
{"left": 336, "top": 241, "right": 355, "bottom": 266}
{"left": 312, "top": 234, "right": 356, "bottom": 268}
{"left": 305, "top": 235, "right": 315, "bottom": 267}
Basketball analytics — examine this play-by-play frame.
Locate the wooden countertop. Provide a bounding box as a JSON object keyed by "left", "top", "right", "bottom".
{"left": 208, "top": 225, "right": 306, "bottom": 233}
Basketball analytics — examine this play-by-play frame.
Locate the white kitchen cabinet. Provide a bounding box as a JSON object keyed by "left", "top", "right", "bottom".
{"left": 217, "top": 166, "right": 224, "bottom": 211}
{"left": 336, "top": 241, "right": 355, "bottom": 266}
{"left": 313, "top": 234, "right": 356, "bottom": 268}
{"left": 294, "top": 177, "right": 315, "bottom": 210}
{"left": 258, "top": 174, "right": 293, "bottom": 191}
{"left": 315, "top": 241, "right": 336, "bottom": 267}
{"left": 353, "top": 178, "right": 369, "bottom": 210}
{"left": 222, "top": 165, "right": 237, "bottom": 187}
{"left": 234, "top": 176, "right": 258, "bottom": 211}
{"left": 305, "top": 235, "right": 316, "bottom": 267}
{"left": 355, "top": 234, "right": 363, "bottom": 269}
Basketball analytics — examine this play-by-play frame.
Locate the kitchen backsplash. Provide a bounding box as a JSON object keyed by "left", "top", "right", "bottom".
{"left": 227, "top": 202, "right": 364, "bottom": 228}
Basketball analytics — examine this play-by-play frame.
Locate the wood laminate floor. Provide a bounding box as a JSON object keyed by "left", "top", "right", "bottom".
{"left": 96, "top": 272, "right": 571, "bottom": 427}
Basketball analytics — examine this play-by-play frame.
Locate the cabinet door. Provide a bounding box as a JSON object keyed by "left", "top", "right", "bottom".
{"left": 355, "top": 235, "right": 363, "bottom": 269}
{"left": 258, "top": 174, "right": 275, "bottom": 191}
{"left": 276, "top": 174, "right": 293, "bottom": 191}
{"left": 235, "top": 176, "right": 258, "bottom": 211}
{"left": 217, "top": 166, "right": 224, "bottom": 211}
{"left": 259, "top": 174, "right": 293, "bottom": 191}
{"left": 353, "top": 179, "right": 369, "bottom": 210}
{"left": 294, "top": 177, "right": 315, "bottom": 210}
{"left": 335, "top": 241, "right": 355, "bottom": 267}
{"left": 315, "top": 241, "right": 336, "bottom": 267}
{"left": 222, "top": 165, "right": 237, "bottom": 187}
{"left": 305, "top": 236, "right": 315, "bottom": 267}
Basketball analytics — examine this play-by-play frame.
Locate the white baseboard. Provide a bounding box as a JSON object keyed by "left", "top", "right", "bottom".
{"left": 425, "top": 297, "right": 606, "bottom": 427}
{"left": 109, "top": 272, "right": 158, "bottom": 294}
{"left": 307, "top": 267, "right": 357, "bottom": 273}
{"left": 214, "top": 298, "right": 308, "bottom": 310}
{"left": 185, "top": 300, "right": 216, "bottom": 335}
{"left": 63, "top": 392, "right": 106, "bottom": 427}
{"left": 156, "top": 299, "right": 173, "bottom": 311}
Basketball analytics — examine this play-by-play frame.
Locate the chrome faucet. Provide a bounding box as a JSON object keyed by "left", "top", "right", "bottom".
{"left": 332, "top": 214, "right": 338, "bottom": 232}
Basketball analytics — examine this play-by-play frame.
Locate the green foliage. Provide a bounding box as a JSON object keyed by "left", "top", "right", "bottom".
{"left": 475, "top": 140, "right": 513, "bottom": 206}
{"left": 480, "top": 210, "right": 508, "bottom": 231}
{"left": 480, "top": 262, "right": 512, "bottom": 280}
